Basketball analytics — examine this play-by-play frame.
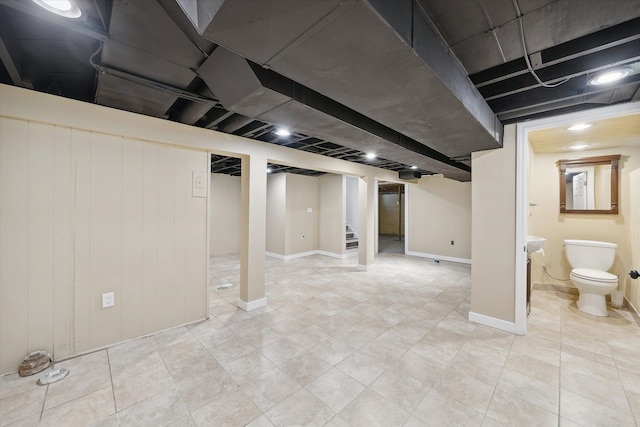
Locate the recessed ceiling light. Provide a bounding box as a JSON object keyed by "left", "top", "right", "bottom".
{"left": 365, "top": 153, "right": 377, "bottom": 160}
{"left": 410, "top": 165, "right": 418, "bottom": 170}
{"left": 275, "top": 128, "right": 290, "bottom": 137}
{"left": 32, "top": 0, "right": 82, "bottom": 18}
{"left": 567, "top": 123, "right": 592, "bottom": 131}
{"left": 588, "top": 68, "right": 631, "bottom": 86}
{"left": 569, "top": 144, "right": 590, "bottom": 150}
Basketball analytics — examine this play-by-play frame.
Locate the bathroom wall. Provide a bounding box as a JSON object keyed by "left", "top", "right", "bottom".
{"left": 471, "top": 124, "right": 517, "bottom": 324}
{"left": 630, "top": 169, "right": 640, "bottom": 313}
{"left": 319, "top": 174, "right": 346, "bottom": 255}
{"left": 529, "top": 145, "right": 640, "bottom": 313}
{"left": 378, "top": 193, "right": 404, "bottom": 235}
{"left": 0, "top": 117, "right": 209, "bottom": 374}
{"left": 210, "top": 173, "right": 241, "bottom": 255}
{"left": 407, "top": 174, "right": 472, "bottom": 262}
{"left": 285, "top": 174, "right": 319, "bottom": 256}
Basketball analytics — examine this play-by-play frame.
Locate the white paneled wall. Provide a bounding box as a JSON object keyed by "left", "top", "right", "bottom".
{"left": 0, "top": 117, "right": 208, "bottom": 374}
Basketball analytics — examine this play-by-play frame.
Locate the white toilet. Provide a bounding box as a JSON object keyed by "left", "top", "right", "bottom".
{"left": 564, "top": 239, "right": 618, "bottom": 316}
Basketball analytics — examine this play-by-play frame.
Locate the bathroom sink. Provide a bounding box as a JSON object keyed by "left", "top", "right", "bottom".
{"left": 527, "top": 236, "right": 546, "bottom": 253}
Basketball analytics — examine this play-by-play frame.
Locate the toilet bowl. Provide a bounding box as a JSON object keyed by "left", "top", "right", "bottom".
{"left": 564, "top": 240, "right": 618, "bottom": 317}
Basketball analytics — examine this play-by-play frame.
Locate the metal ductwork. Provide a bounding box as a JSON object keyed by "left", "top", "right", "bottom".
{"left": 178, "top": 0, "right": 503, "bottom": 181}
{"left": 198, "top": 47, "right": 472, "bottom": 180}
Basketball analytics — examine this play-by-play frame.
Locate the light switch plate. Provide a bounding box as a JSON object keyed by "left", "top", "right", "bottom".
{"left": 192, "top": 171, "right": 207, "bottom": 197}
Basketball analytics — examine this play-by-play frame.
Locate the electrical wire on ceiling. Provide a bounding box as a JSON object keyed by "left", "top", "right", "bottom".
{"left": 512, "top": 0, "right": 571, "bottom": 88}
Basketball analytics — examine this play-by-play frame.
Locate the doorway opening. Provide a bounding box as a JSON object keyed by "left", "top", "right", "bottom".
{"left": 377, "top": 182, "right": 405, "bottom": 254}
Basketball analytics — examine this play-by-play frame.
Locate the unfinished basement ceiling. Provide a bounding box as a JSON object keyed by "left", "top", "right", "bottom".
{"left": 1, "top": 0, "right": 639, "bottom": 181}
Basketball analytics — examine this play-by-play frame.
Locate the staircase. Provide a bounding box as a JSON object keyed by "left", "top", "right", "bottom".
{"left": 346, "top": 224, "right": 359, "bottom": 252}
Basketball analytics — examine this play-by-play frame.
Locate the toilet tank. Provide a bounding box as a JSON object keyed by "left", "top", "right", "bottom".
{"left": 564, "top": 239, "right": 617, "bottom": 271}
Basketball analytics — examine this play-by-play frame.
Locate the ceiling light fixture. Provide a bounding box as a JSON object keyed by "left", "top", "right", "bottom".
{"left": 275, "top": 128, "right": 290, "bottom": 137}
{"left": 569, "top": 144, "right": 590, "bottom": 150}
{"left": 588, "top": 67, "right": 631, "bottom": 86}
{"left": 365, "top": 153, "right": 377, "bottom": 160}
{"left": 32, "top": 0, "right": 82, "bottom": 18}
{"left": 567, "top": 123, "right": 592, "bottom": 131}
{"left": 410, "top": 165, "right": 418, "bottom": 170}
{"left": 266, "top": 167, "right": 272, "bottom": 173}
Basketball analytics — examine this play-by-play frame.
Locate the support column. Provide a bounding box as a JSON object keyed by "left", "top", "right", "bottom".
{"left": 238, "top": 154, "right": 267, "bottom": 311}
{"left": 357, "top": 175, "right": 376, "bottom": 270}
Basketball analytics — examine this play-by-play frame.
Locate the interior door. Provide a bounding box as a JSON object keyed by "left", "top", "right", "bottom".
{"left": 572, "top": 172, "right": 587, "bottom": 209}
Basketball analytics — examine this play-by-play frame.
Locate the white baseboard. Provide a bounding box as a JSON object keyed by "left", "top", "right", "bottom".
{"left": 468, "top": 311, "right": 521, "bottom": 335}
{"left": 265, "top": 251, "right": 285, "bottom": 260}
{"left": 237, "top": 297, "right": 267, "bottom": 312}
{"left": 317, "top": 250, "right": 358, "bottom": 259}
{"left": 265, "top": 251, "right": 316, "bottom": 260}
{"left": 406, "top": 250, "right": 471, "bottom": 265}
{"left": 357, "top": 264, "right": 369, "bottom": 271}
{"left": 267, "top": 250, "right": 357, "bottom": 260}
{"left": 624, "top": 296, "right": 640, "bottom": 327}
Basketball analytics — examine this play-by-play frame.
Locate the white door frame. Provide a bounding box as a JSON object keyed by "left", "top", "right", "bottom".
{"left": 515, "top": 101, "right": 640, "bottom": 334}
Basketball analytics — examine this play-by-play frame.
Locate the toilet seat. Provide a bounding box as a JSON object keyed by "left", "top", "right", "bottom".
{"left": 570, "top": 268, "right": 617, "bottom": 283}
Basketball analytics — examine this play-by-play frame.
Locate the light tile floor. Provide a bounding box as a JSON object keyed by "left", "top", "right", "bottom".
{"left": 1, "top": 253, "right": 639, "bottom": 426}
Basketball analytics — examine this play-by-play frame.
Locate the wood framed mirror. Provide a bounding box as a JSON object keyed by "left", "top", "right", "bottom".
{"left": 557, "top": 154, "right": 620, "bottom": 214}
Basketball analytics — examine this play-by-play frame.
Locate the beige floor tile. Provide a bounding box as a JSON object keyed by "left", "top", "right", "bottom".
{"left": 311, "top": 338, "right": 356, "bottom": 366}
{"left": 0, "top": 371, "right": 42, "bottom": 401}
{"left": 175, "top": 367, "right": 238, "bottom": 412}
{"left": 307, "top": 367, "right": 365, "bottom": 413}
{"left": 444, "top": 350, "right": 504, "bottom": 387}
{"left": 265, "top": 388, "right": 335, "bottom": 427}
{"left": 245, "top": 414, "right": 275, "bottom": 427}
{"left": 361, "top": 335, "right": 411, "bottom": 365}
{"left": 412, "top": 389, "right": 484, "bottom": 427}
{"left": 393, "top": 348, "right": 447, "bottom": 385}
{"left": 112, "top": 365, "right": 176, "bottom": 411}
{"left": 54, "top": 350, "right": 108, "bottom": 376}
{"left": 369, "top": 366, "right": 431, "bottom": 413}
{"left": 260, "top": 338, "right": 308, "bottom": 366}
{"left": 510, "top": 335, "right": 561, "bottom": 366}
{"left": 191, "top": 387, "right": 261, "bottom": 426}
{"left": 279, "top": 351, "right": 333, "bottom": 386}
{"left": 432, "top": 369, "right": 495, "bottom": 414}
{"left": 335, "top": 351, "right": 388, "bottom": 386}
{"left": 44, "top": 364, "right": 111, "bottom": 410}
{"left": 117, "top": 388, "right": 189, "bottom": 426}
{"left": 166, "top": 414, "right": 197, "bottom": 426}
{"left": 109, "top": 346, "right": 165, "bottom": 378}
{"left": 560, "top": 389, "right": 636, "bottom": 427}
{"left": 496, "top": 368, "right": 559, "bottom": 414}
{"left": 504, "top": 351, "right": 560, "bottom": 386}
{"left": 240, "top": 367, "right": 301, "bottom": 411}
{"left": 220, "top": 350, "right": 277, "bottom": 382}
{"left": 561, "top": 368, "right": 632, "bottom": 414}
{"left": 5, "top": 255, "right": 639, "bottom": 426}
{"left": 39, "top": 387, "right": 115, "bottom": 427}
{"left": 487, "top": 390, "right": 558, "bottom": 426}
{"left": 0, "top": 386, "right": 46, "bottom": 426}
{"left": 207, "top": 337, "right": 255, "bottom": 364}
{"left": 338, "top": 389, "right": 408, "bottom": 427}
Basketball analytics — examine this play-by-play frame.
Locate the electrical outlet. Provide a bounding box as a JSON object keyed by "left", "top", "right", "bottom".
{"left": 451, "top": 240, "right": 454, "bottom": 245}
{"left": 102, "top": 292, "right": 115, "bottom": 308}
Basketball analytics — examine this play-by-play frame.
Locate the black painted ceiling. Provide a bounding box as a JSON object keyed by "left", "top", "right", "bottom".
{"left": 1, "top": 0, "right": 638, "bottom": 180}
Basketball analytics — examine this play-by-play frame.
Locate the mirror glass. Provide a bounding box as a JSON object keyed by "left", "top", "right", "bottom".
{"left": 564, "top": 164, "right": 611, "bottom": 210}
{"left": 558, "top": 154, "right": 620, "bottom": 214}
